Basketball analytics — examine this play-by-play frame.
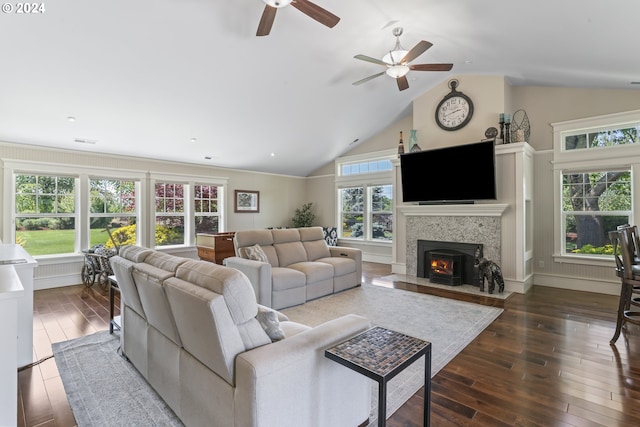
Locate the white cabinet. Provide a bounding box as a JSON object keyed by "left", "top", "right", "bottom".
{"left": 0, "top": 244, "right": 37, "bottom": 367}
{"left": 0, "top": 265, "right": 24, "bottom": 427}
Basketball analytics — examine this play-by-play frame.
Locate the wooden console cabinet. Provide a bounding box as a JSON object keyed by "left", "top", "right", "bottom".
{"left": 196, "top": 232, "right": 235, "bottom": 265}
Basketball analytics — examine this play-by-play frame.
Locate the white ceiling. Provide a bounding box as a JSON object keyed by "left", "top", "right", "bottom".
{"left": 1, "top": 0, "right": 638, "bottom": 176}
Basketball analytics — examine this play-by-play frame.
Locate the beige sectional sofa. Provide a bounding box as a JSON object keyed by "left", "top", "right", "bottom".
{"left": 223, "top": 227, "right": 362, "bottom": 310}
{"left": 111, "top": 245, "right": 371, "bottom": 427}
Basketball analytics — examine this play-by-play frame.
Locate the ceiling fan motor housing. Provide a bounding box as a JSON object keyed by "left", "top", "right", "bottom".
{"left": 265, "top": 0, "right": 292, "bottom": 7}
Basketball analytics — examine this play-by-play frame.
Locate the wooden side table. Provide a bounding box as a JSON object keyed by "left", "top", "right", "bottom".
{"left": 108, "top": 275, "right": 121, "bottom": 334}
{"left": 196, "top": 232, "right": 235, "bottom": 264}
{"left": 325, "top": 326, "right": 432, "bottom": 427}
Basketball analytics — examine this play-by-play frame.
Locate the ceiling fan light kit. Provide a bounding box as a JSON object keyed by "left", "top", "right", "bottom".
{"left": 353, "top": 27, "right": 454, "bottom": 91}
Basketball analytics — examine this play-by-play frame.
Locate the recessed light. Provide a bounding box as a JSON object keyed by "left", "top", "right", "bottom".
{"left": 190, "top": 138, "right": 197, "bottom": 142}
{"left": 270, "top": 152, "right": 276, "bottom": 157}
{"left": 349, "top": 138, "right": 359, "bottom": 146}
{"left": 67, "top": 116, "right": 76, "bottom": 122}
{"left": 204, "top": 156, "right": 212, "bottom": 160}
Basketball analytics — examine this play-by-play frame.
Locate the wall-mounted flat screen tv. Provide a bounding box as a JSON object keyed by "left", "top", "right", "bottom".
{"left": 400, "top": 140, "right": 497, "bottom": 203}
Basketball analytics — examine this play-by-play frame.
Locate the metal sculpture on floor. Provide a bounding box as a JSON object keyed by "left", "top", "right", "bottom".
{"left": 476, "top": 256, "right": 505, "bottom": 294}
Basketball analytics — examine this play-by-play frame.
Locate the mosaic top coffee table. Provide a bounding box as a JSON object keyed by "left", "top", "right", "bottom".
{"left": 325, "top": 326, "right": 432, "bottom": 427}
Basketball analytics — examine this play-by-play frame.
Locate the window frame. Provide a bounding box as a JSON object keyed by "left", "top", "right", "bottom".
{"left": 551, "top": 109, "right": 640, "bottom": 266}
{"left": 335, "top": 149, "right": 396, "bottom": 244}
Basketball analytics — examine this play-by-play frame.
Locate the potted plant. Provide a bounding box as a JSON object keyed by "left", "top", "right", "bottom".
{"left": 292, "top": 202, "right": 316, "bottom": 227}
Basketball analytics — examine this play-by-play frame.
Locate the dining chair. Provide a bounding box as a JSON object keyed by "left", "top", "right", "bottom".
{"left": 610, "top": 225, "right": 640, "bottom": 344}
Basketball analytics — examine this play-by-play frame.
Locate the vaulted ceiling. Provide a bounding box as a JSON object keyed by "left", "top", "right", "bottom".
{"left": 1, "top": 0, "right": 638, "bottom": 176}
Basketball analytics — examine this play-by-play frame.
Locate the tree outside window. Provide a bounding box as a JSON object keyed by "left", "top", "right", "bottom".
{"left": 89, "top": 179, "right": 138, "bottom": 248}
{"left": 155, "top": 182, "right": 185, "bottom": 246}
{"left": 194, "top": 184, "right": 220, "bottom": 233}
{"left": 562, "top": 170, "right": 631, "bottom": 254}
{"left": 371, "top": 185, "right": 393, "bottom": 241}
{"left": 15, "top": 174, "right": 76, "bottom": 256}
{"left": 340, "top": 187, "right": 364, "bottom": 239}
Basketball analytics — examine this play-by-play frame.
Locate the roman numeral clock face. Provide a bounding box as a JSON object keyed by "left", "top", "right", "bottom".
{"left": 435, "top": 80, "right": 474, "bottom": 131}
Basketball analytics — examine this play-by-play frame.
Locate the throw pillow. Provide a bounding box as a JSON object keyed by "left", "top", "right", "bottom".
{"left": 256, "top": 307, "right": 285, "bottom": 342}
{"left": 242, "top": 244, "right": 269, "bottom": 263}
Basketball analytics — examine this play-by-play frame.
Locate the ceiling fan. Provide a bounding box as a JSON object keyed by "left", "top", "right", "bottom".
{"left": 353, "top": 27, "right": 453, "bottom": 91}
{"left": 256, "top": 0, "right": 340, "bottom": 37}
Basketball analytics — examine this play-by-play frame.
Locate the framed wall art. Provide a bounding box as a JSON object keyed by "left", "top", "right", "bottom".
{"left": 234, "top": 190, "right": 260, "bottom": 213}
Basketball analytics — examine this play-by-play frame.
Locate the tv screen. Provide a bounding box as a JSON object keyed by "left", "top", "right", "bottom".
{"left": 400, "top": 140, "right": 497, "bottom": 203}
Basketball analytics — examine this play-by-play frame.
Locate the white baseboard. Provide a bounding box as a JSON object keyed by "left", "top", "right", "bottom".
{"left": 533, "top": 273, "right": 620, "bottom": 296}
{"left": 362, "top": 253, "right": 392, "bottom": 264}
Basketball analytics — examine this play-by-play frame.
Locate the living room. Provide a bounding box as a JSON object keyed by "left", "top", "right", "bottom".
{"left": 3, "top": 1, "right": 640, "bottom": 426}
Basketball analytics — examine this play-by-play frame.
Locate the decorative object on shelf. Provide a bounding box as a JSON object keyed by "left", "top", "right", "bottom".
{"left": 397, "top": 131, "right": 405, "bottom": 156}
{"left": 511, "top": 109, "right": 531, "bottom": 142}
{"left": 409, "top": 129, "right": 422, "bottom": 152}
{"left": 483, "top": 127, "right": 498, "bottom": 143}
{"left": 234, "top": 190, "right": 260, "bottom": 213}
{"left": 292, "top": 202, "right": 315, "bottom": 227}
{"left": 436, "top": 79, "right": 474, "bottom": 131}
{"left": 498, "top": 113, "right": 511, "bottom": 143}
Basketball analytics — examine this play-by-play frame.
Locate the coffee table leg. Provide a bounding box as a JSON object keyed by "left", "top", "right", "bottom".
{"left": 378, "top": 380, "right": 386, "bottom": 427}
{"left": 424, "top": 351, "right": 432, "bottom": 426}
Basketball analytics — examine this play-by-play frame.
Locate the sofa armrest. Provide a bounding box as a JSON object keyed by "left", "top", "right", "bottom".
{"left": 223, "top": 256, "right": 273, "bottom": 307}
{"left": 235, "top": 314, "right": 371, "bottom": 427}
{"left": 329, "top": 246, "right": 362, "bottom": 285}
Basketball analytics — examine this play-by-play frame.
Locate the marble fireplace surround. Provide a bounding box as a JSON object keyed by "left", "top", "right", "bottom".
{"left": 400, "top": 204, "right": 508, "bottom": 279}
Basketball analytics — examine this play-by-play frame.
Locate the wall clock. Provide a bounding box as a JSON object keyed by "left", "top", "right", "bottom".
{"left": 435, "top": 79, "right": 474, "bottom": 131}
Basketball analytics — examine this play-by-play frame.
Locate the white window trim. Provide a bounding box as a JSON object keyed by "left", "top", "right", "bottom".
{"left": 3, "top": 161, "right": 229, "bottom": 256}
{"left": 150, "top": 172, "right": 228, "bottom": 248}
{"left": 335, "top": 150, "right": 395, "bottom": 243}
{"left": 551, "top": 110, "right": 640, "bottom": 266}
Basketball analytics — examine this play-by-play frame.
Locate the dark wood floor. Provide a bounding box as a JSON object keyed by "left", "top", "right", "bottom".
{"left": 18, "top": 262, "right": 640, "bottom": 426}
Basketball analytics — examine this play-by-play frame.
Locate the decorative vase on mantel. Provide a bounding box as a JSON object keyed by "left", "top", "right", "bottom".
{"left": 409, "top": 129, "right": 422, "bottom": 152}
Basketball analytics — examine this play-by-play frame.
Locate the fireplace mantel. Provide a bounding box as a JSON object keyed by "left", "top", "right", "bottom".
{"left": 397, "top": 203, "right": 508, "bottom": 217}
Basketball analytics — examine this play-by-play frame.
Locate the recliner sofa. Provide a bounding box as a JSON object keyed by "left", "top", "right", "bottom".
{"left": 223, "top": 227, "right": 362, "bottom": 310}
{"left": 111, "top": 245, "right": 371, "bottom": 427}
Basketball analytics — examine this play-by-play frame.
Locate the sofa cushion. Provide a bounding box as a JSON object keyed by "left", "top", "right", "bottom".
{"left": 144, "top": 251, "right": 189, "bottom": 272}
{"left": 272, "top": 228, "right": 301, "bottom": 244}
{"left": 235, "top": 229, "right": 274, "bottom": 249}
{"left": 119, "top": 245, "right": 153, "bottom": 263}
{"left": 298, "top": 226, "right": 325, "bottom": 242}
{"left": 271, "top": 267, "right": 306, "bottom": 291}
{"left": 256, "top": 307, "right": 285, "bottom": 342}
{"left": 302, "top": 239, "right": 331, "bottom": 261}
{"left": 316, "top": 256, "right": 356, "bottom": 277}
{"left": 274, "top": 241, "right": 307, "bottom": 266}
{"left": 240, "top": 244, "right": 269, "bottom": 263}
{"left": 288, "top": 261, "right": 334, "bottom": 284}
{"left": 176, "top": 260, "right": 259, "bottom": 323}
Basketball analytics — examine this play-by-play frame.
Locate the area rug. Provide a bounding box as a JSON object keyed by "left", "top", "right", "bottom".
{"left": 53, "top": 283, "right": 502, "bottom": 426}
{"left": 281, "top": 283, "right": 503, "bottom": 425}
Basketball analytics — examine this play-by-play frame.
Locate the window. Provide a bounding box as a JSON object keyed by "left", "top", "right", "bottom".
{"left": 89, "top": 178, "right": 138, "bottom": 248}
{"left": 155, "top": 182, "right": 185, "bottom": 247}
{"left": 335, "top": 149, "right": 395, "bottom": 243}
{"left": 563, "top": 125, "right": 639, "bottom": 151}
{"left": 194, "top": 184, "right": 220, "bottom": 233}
{"left": 562, "top": 170, "right": 631, "bottom": 254}
{"left": 15, "top": 174, "right": 77, "bottom": 256}
{"left": 552, "top": 110, "right": 640, "bottom": 262}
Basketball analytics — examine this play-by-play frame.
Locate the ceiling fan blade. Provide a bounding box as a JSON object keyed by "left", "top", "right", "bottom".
{"left": 291, "top": 0, "right": 340, "bottom": 28}
{"left": 354, "top": 54, "right": 388, "bottom": 67}
{"left": 396, "top": 75, "right": 409, "bottom": 91}
{"left": 400, "top": 40, "right": 433, "bottom": 64}
{"left": 353, "top": 72, "right": 385, "bottom": 86}
{"left": 257, "top": 5, "right": 277, "bottom": 36}
{"left": 409, "top": 63, "right": 454, "bottom": 71}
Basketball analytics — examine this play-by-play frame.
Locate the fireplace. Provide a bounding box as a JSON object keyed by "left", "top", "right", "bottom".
{"left": 417, "top": 240, "right": 483, "bottom": 287}
{"left": 429, "top": 251, "right": 462, "bottom": 285}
